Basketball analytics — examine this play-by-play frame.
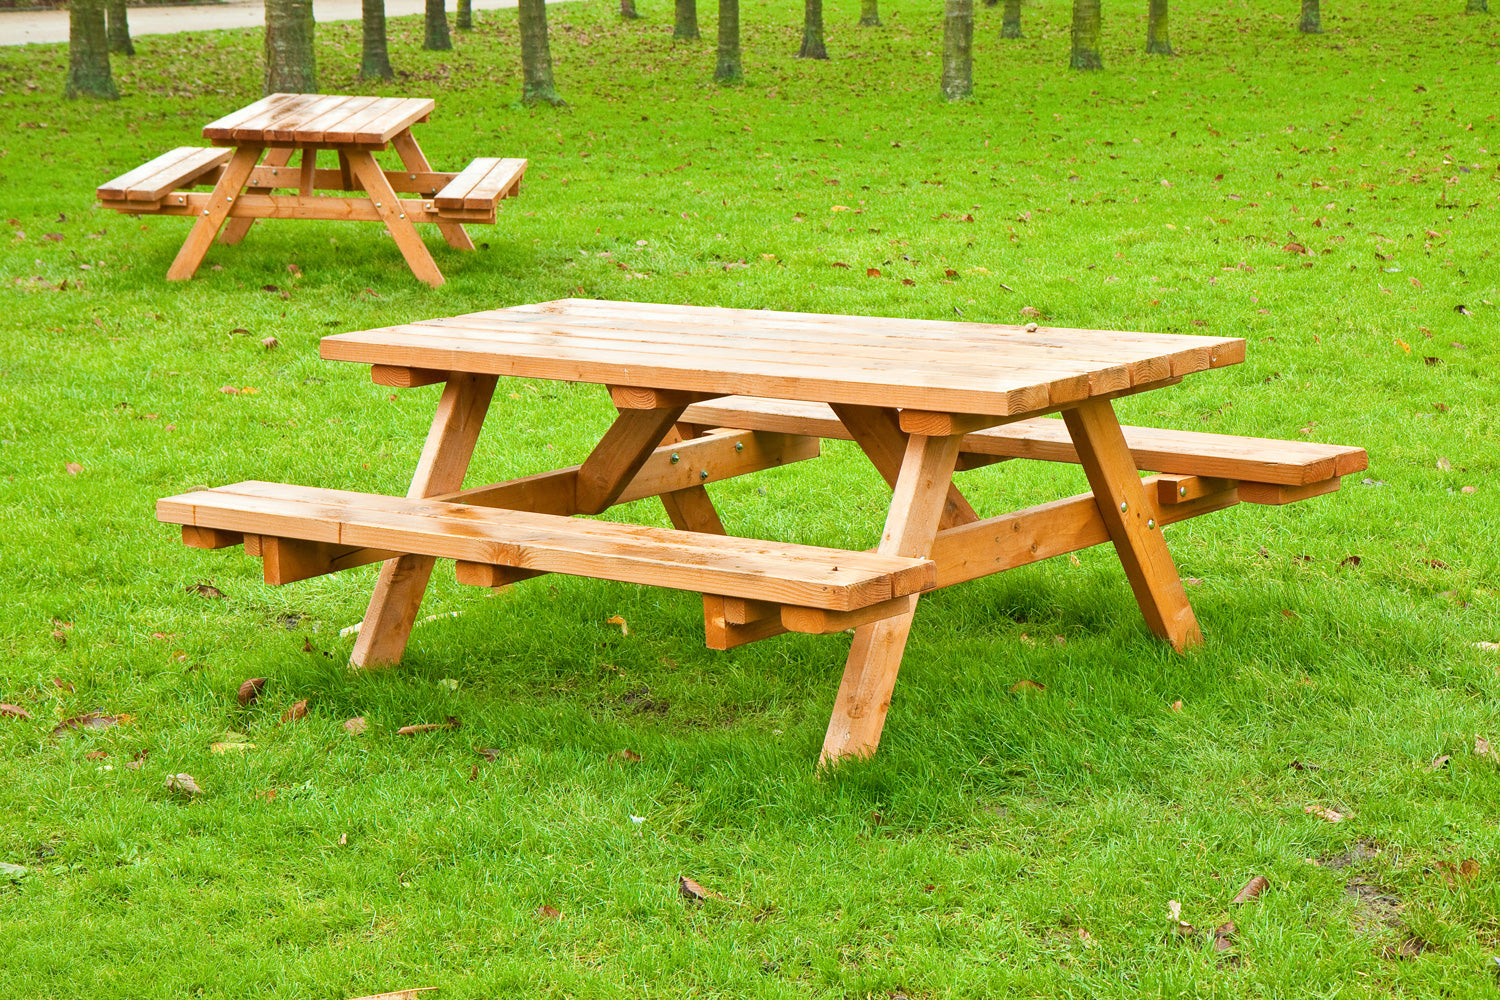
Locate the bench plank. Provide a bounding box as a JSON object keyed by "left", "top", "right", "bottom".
{"left": 679, "top": 396, "right": 1368, "bottom": 487}
{"left": 98, "top": 147, "right": 231, "bottom": 204}
{"left": 157, "top": 482, "right": 934, "bottom": 612}
{"left": 433, "top": 157, "right": 528, "bottom": 214}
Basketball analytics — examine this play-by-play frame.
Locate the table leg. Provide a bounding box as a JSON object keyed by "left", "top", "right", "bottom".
{"left": 574, "top": 405, "right": 689, "bottom": 514}
{"left": 343, "top": 149, "right": 446, "bottom": 288}
{"left": 219, "top": 146, "right": 293, "bottom": 245}
{"left": 350, "top": 372, "right": 498, "bottom": 668}
{"left": 1061, "top": 397, "right": 1202, "bottom": 652}
{"left": 391, "top": 130, "right": 476, "bottom": 251}
{"left": 820, "top": 431, "right": 964, "bottom": 766}
{"left": 165, "top": 145, "right": 263, "bottom": 280}
{"left": 829, "top": 403, "right": 979, "bottom": 530}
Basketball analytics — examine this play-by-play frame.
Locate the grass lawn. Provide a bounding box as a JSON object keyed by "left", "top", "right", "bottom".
{"left": 1, "top": 0, "right": 1498, "bottom": 995}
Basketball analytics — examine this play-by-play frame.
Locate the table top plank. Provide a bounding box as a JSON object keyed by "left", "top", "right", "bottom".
{"left": 323, "top": 97, "right": 435, "bottom": 146}
{"left": 201, "top": 93, "right": 287, "bottom": 141}
{"left": 204, "top": 93, "right": 435, "bottom": 147}
{"left": 286, "top": 94, "right": 385, "bottom": 143}
{"left": 257, "top": 94, "right": 355, "bottom": 144}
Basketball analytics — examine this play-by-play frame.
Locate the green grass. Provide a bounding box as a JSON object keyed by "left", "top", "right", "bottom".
{"left": 2, "top": 0, "right": 1499, "bottom": 996}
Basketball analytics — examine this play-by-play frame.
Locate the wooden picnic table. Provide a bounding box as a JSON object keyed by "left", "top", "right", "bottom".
{"left": 96, "top": 93, "right": 527, "bottom": 287}
{"left": 157, "top": 300, "right": 1367, "bottom": 765}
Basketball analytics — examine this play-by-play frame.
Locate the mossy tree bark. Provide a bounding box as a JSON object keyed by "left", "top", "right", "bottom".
{"left": 1069, "top": 0, "right": 1103, "bottom": 69}
{"left": 620, "top": 0, "right": 640, "bottom": 19}
{"left": 361, "top": 0, "right": 394, "bottom": 79}
{"left": 714, "top": 0, "right": 742, "bottom": 82}
{"left": 940, "top": 0, "right": 972, "bottom": 100}
{"left": 65, "top": 0, "right": 117, "bottom": 100}
{"left": 859, "top": 0, "right": 880, "bottom": 26}
{"left": 519, "top": 0, "right": 566, "bottom": 106}
{"left": 105, "top": 0, "right": 134, "bottom": 56}
{"left": 798, "top": 0, "right": 829, "bottom": 58}
{"left": 457, "top": 0, "right": 473, "bottom": 29}
{"left": 424, "top": 0, "right": 452, "bottom": 49}
{"left": 1146, "top": 0, "right": 1171, "bottom": 53}
{"left": 264, "top": 0, "right": 315, "bottom": 94}
{"left": 1001, "top": 0, "right": 1023, "bottom": 38}
{"left": 675, "top": 0, "right": 700, "bottom": 40}
{"left": 1299, "top": 0, "right": 1321, "bottom": 32}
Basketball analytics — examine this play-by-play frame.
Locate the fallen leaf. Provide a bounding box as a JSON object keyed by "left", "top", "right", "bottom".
{"left": 1305, "top": 804, "right": 1346, "bottom": 823}
{"left": 1283, "top": 242, "right": 1308, "bottom": 254}
{"left": 187, "top": 582, "right": 225, "bottom": 599}
{"left": 830, "top": 261, "right": 850, "bottom": 268}
{"left": 52, "top": 711, "right": 126, "bottom": 736}
{"left": 220, "top": 385, "right": 241, "bottom": 395}
{"left": 86, "top": 750, "right": 108, "bottom": 760}
{"left": 1476, "top": 734, "right": 1495, "bottom": 759}
{"left": 1169, "top": 700, "right": 1183, "bottom": 713}
{"left": 606, "top": 614, "right": 629, "bottom": 636}
{"left": 536, "top": 904, "right": 561, "bottom": 920}
{"left": 679, "top": 875, "right": 726, "bottom": 902}
{"left": 343, "top": 716, "right": 368, "bottom": 735}
{"left": 281, "top": 699, "right": 308, "bottom": 724}
{"left": 65, "top": 462, "right": 83, "bottom": 475}
{"left": 237, "top": 677, "right": 266, "bottom": 706}
{"left": 165, "top": 773, "right": 203, "bottom": 796}
{"left": 1009, "top": 679, "right": 1045, "bottom": 694}
{"left": 1212, "top": 920, "right": 1236, "bottom": 952}
{"left": 125, "top": 749, "right": 148, "bottom": 769}
{"left": 397, "top": 716, "right": 460, "bottom": 736}
{"left": 261, "top": 336, "right": 279, "bottom": 350}
{"left": 51, "top": 678, "right": 74, "bottom": 692}
{"left": 1436, "top": 457, "right": 1452, "bottom": 471}
{"left": 1426, "top": 754, "right": 1451, "bottom": 771}
{"left": 866, "top": 267, "right": 881, "bottom": 278}
{"left": 1166, "top": 899, "right": 1195, "bottom": 937}
{"left": 475, "top": 747, "right": 502, "bottom": 761}
{"left": 344, "top": 989, "right": 439, "bottom": 1000}
{"left": 616, "top": 748, "right": 642, "bottom": 763}
{"left": 286, "top": 263, "right": 302, "bottom": 277}
{"left": 0, "top": 704, "right": 32, "bottom": 720}
{"left": 1339, "top": 555, "right": 1362, "bottom": 569}
{"left": 1232, "top": 875, "right": 1270, "bottom": 904}
{"left": 210, "top": 734, "right": 255, "bottom": 754}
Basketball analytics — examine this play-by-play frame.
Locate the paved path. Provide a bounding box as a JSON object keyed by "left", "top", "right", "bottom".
{"left": 2, "top": 0, "right": 525, "bottom": 47}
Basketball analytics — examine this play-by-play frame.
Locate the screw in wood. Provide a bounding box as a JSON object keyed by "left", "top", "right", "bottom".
{"left": 1119, "top": 501, "right": 1128, "bottom": 513}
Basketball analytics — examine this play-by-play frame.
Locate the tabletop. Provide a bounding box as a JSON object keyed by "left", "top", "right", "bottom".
{"left": 202, "top": 93, "right": 435, "bottom": 149}
{"left": 320, "top": 299, "right": 1247, "bottom": 417}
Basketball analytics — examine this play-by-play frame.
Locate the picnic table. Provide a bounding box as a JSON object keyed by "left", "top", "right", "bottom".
{"left": 96, "top": 93, "right": 527, "bottom": 287}
{"left": 157, "top": 300, "right": 1367, "bottom": 764}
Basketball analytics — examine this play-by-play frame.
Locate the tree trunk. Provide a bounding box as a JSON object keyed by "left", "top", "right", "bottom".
{"left": 1069, "top": 0, "right": 1102, "bottom": 69}
{"left": 675, "top": 0, "right": 700, "bottom": 40}
{"left": 105, "top": 0, "right": 134, "bottom": 55}
{"left": 621, "top": 0, "right": 641, "bottom": 18}
{"left": 1146, "top": 0, "right": 1171, "bottom": 53}
{"left": 361, "top": 0, "right": 394, "bottom": 79}
{"left": 1000, "top": 0, "right": 1023, "bottom": 36}
{"left": 265, "top": 0, "right": 316, "bottom": 93}
{"left": 425, "top": 0, "right": 452, "bottom": 49}
{"left": 1466, "top": 0, "right": 1489, "bottom": 12}
{"left": 1299, "top": 0, "right": 1321, "bottom": 32}
{"left": 940, "top": 0, "right": 972, "bottom": 100}
{"left": 798, "top": 0, "right": 828, "bottom": 57}
{"left": 859, "top": 0, "right": 880, "bottom": 26}
{"left": 714, "top": 0, "right": 741, "bottom": 81}
{"left": 519, "top": 0, "right": 565, "bottom": 105}
{"left": 65, "top": 0, "right": 117, "bottom": 99}
{"left": 457, "top": 0, "right": 473, "bottom": 29}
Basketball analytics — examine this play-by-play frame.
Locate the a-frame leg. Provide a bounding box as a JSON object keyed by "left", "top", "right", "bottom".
{"left": 219, "top": 146, "right": 293, "bottom": 245}
{"left": 820, "top": 431, "right": 965, "bottom": 766}
{"left": 1061, "top": 397, "right": 1202, "bottom": 652}
{"left": 829, "top": 403, "right": 979, "bottom": 529}
{"left": 350, "top": 373, "right": 498, "bottom": 668}
{"left": 391, "top": 130, "right": 475, "bottom": 251}
{"left": 165, "top": 145, "right": 262, "bottom": 280}
{"left": 343, "top": 149, "right": 446, "bottom": 288}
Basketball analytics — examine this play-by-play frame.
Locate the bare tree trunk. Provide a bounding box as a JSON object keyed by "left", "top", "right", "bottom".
{"left": 798, "top": 0, "right": 828, "bottom": 57}
{"left": 714, "top": 0, "right": 741, "bottom": 81}
{"left": 1001, "top": 0, "right": 1022, "bottom": 37}
{"left": 1069, "top": 0, "right": 1102, "bottom": 69}
{"left": 457, "top": 0, "right": 473, "bottom": 29}
{"left": 1299, "top": 0, "right": 1321, "bottom": 32}
{"left": 621, "top": 0, "right": 641, "bottom": 18}
{"left": 941, "top": 0, "right": 972, "bottom": 100}
{"left": 105, "top": 0, "right": 134, "bottom": 55}
{"left": 519, "top": 0, "right": 565, "bottom": 105}
{"left": 65, "top": 0, "right": 117, "bottom": 99}
{"left": 675, "top": 0, "right": 700, "bottom": 39}
{"left": 859, "top": 0, "right": 880, "bottom": 26}
{"left": 264, "top": 0, "right": 316, "bottom": 94}
{"left": 1146, "top": 0, "right": 1171, "bottom": 53}
{"left": 1466, "top": 0, "right": 1489, "bottom": 12}
{"left": 361, "top": 0, "right": 394, "bottom": 79}
{"left": 425, "top": 0, "right": 452, "bottom": 49}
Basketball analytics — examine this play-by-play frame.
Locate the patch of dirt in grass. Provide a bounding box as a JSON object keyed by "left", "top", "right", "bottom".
{"left": 1318, "top": 837, "right": 1382, "bottom": 869}
{"left": 1344, "top": 879, "right": 1404, "bottom": 932}
{"left": 619, "top": 684, "right": 669, "bottom": 716}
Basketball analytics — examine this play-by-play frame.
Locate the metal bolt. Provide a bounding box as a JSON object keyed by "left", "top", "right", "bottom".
{"left": 670, "top": 452, "right": 680, "bottom": 464}
{"left": 735, "top": 442, "right": 744, "bottom": 452}
{"left": 699, "top": 470, "right": 709, "bottom": 480}
{"left": 1178, "top": 485, "right": 1188, "bottom": 497}
{"left": 409, "top": 173, "right": 416, "bottom": 180}
{"left": 399, "top": 213, "right": 405, "bottom": 219}
{"left": 1119, "top": 501, "right": 1128, "bottom": 513}
{"left": 202, "top": 210, "right": 210, "bottom": 216}
{"left": 375, "top": 202, "right": 381, "bottom": 208}
{"left": 1147, "top": 518, "right": 1157, "bottom": 530}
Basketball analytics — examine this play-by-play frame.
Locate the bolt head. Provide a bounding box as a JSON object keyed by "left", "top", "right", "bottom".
{"left": 1119, "top": 501, "right": 1128, "bottom": 513}
{"left": 1179, "top": 485, "right": 1188, "bottom": 497}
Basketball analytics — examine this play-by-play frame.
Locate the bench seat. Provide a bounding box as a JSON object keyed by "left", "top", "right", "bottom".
{"left": 680, "top": 396, "right": 1368, "bottom": 491}
{"left": 433, "top": 157, "right": 527, "bottom": 219}
{"left": 157, "top": 481, "right": 933, "bottom": 614}
{"left": 97, "top": 147, "right": 231, "bottom": 207}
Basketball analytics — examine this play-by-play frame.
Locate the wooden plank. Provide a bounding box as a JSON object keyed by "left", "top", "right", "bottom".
{"left": 820, "top": 431, "right": 965, "bottom": 765}
{"left": 351, "top": 373, "right": 497, "bottom": 667}
{"left": 1062, "top": 398, "right": 1201, "bottom": 652}
{"left": 898, "top": 410, "right": 1011, "bottom": 438}
{"left": 182, "top": 525, "right": 242, "bottom": 549}
{"left": 153, "top": 191, "right": 497, "bottom": 225}
{"left": 239, "top": 165, "right": 454, "bottom": 193}
{"left": 287, "top": 94, "right": 385, "bottom": 145}
{"left": 391, "top": 130, "right": 475, "bottom": 251}
{"left": 432, "top": 158, "right": 497, "bottom": 210}
{"left": 1236, "top": 477, "right": 1341, "bottom": 505}
{"left": 782, "top": 597, "right": 914, "bottom": 635}
{"left": 830, "top": 403, "right": 978, "bottom": 531}
{"left": 219, "top": 146, "right": 293, "bottom": 245}
{"left": 721, "top": 597, "right": 778, "bottom": 625}
{"left": 260, "top": 537, "right": 365, "bottom": 585}
{"left": 260, "top": 94, "right": 353, "bottom": 144}
{"left": 201, "top": 94, "right": 290, "bottom": 142}
{"left": 462, "top": 157, "right": 528, "bottom": 209}
{"left": 343, "top": 149, "right": 445, "bottom": 288}
{"left": 373, "top": 365, "right": 447, "bottom": 388}
{"left": 322, "top": 97, "right": 435, "bottom": 146}
{"left": 297, "top": 147, "right": 316, "bottom": 196}
{"left": 164, "top": 145, "right": 262, "bottom": 281}
{"left": 609, "top": 386, "right": 720, "bottom": 410}
{"left": 98, "top": 147, "right": 231, "bottom": 204}
{"left": 1156, "top": 474, "right": 1234, "bottom": 504}
{"left": 680, "top": 397, "right": 1368, "bottom": 487}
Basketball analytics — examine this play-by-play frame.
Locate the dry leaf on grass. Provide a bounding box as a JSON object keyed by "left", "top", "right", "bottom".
{"left": 1232, "top": 875, "right": 1270, "bottom": 904}
{"left": 187, "top": 582, "right": 225, "bottom": 599}
{"left": 474, "top": 747, "right": 502, "bottom": 761}
{"left": 237, "top": 677, "right": 266, "bottom": 706}
{"left": 1476, "top": 735, "right": 1496, "bottom": 759}
{"left": 65, "top": 462, "right": 83, "bottom": 475}
{"left": 606, "top": 615, "right": 630, "bottom": 636}
{"left": 535, "top": 904, "right": 561, "bottom": 920}
{"left": 679, "top": 876, "right": 727, "bottom": 903}
{"left": 616, "top": 748, "right": 642, "bottom": 763}
{"left": 1169, "top": 700, "right": 1183, "bottom": 713}
{"left": 51, "top": 711, "right": 128, "bottom": 736}
{"left": 1009, "top": 679, "right": 1045, "bottom": 694}
{"left": 210, "top": 733, "right": 254, "bottom": 754}
{"left": 1166, "top": 899, "right": 1195, "bottom": 937}
{"left": 397, "top": 717, "right": 460, "bottom": 736}
{"left": 343, "top": 717, "right": 368, "bottom": 736}
{"left": 344, "top": 989, "right": 438, "bottom": 1000}
{"left": 1212, "top": 920, "right": 1236, "bottom": 952}
{"left": 1426, "top": 754, "right": 1451, "bottom": 771}
{"left": 165, "top": 773, "right": 203, "bottom": 796}
{"left": 281, "top": 699, "right": 309, "bottom": 724}
{"left": 0, "top": 703, "right": 32, "bottom": 720}
{"left": 1305, "top": 804, "right": 1346, "bottom": 823}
